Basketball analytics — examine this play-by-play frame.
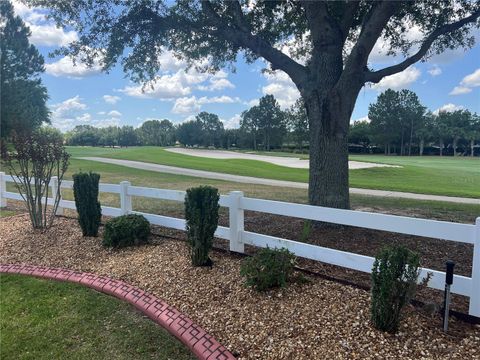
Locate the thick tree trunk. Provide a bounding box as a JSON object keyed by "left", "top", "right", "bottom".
{"left": 304, "top": 93, "right": 350, "bottom": 210}
{"left": 439, "top": 139, "right": 443, "bottom": 156}
{"left": 471, "top": 139, "right": 475, "bottom": 157}
{"left": 419, "top": 138, "right": 424, "bottom": 156}
{"left": 453, "top": 137, "right": 458, "bottom": 157}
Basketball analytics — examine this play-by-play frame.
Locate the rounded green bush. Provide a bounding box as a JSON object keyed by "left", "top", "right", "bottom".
{"left": 240, "top": 247, "right": 296, "bottom": 291}
{"left": 102, "top": 214, "right": 150, "bottom": 248}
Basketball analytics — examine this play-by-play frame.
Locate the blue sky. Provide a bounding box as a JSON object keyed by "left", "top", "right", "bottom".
{"left": 13, "top": 1, "right": 480, "bottom": 132}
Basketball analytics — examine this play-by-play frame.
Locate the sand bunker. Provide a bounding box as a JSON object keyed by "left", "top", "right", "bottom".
{"left": 165, "top": 148, "right": 399, "bottom": 170}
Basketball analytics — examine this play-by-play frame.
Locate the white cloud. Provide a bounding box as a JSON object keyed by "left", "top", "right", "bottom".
{"left": 351, "top": 116, "right": 370, "bottom": 124}
{"left": 198, "top": 78, "right": 235, "bottom": 91}
{"left": 449, "top": 68, "right": 480, "bottom": 96}
{"left": 120, "top": 68, "right": 235, "bottom": 102}
{"left": 449, "top": 86, "right": 472, "bottom": 95}
{"left": 12, "top": 0, "right": 78, "bottom": 47}
{"left": 461, "top": 68, "right": 480, "bottom": 88}
{"left": 261, "top": 70, "right": 300, "bottom": 108}
{"left": 221, "top": 114, "right": 242, "bottom": 129}
{"left": 51, "top": 96, "right": 87, "bottom": 117}
{"left": 433, "top": 103, "right": 464, "bottom": 115}
{"left": 172, "top": 96, "right": 240, "bottom": 114}
{"left": 92, "top": 118, "right": 121, "bottom": 128}
{"left": 103, "top": 95, "right": 121, "bottom": 104}
{"left": 50, "top": 96, "right": 89, "bottom": 131}
{"left": 45, "top": 56, "right": 102, "bottom": 78}
{"left": 120, "top": 73, "right": 192, "bottom": 100}
{"left": 75, "top": 113, "right": 91, "bottom": 122}
{"left": 370, "top": 66, "right": 421, "bottom": 91}
{"left": 28, "top": 23, "right": 78, "bottom": 47}
{"left": 428, "top": 65, "right": 442, "bottom": 76}
{"left": 107, "top": 110, "right": 122, "bottom": 117}
{"left": 157, "top": 50, "right": 187, "bottom": 72}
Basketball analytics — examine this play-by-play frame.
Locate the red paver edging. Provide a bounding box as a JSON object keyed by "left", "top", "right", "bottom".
{"left": 0, "top": 263, "right": 236, "bottom": 360}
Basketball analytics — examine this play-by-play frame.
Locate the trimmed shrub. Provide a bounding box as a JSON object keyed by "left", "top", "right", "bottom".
{"left": 184, "top": 186, "right": 219, "bottom": 266}
{"left": 240, "top": 247, "right": 296, "bottom": 291}
{"left": 102, "top": 214, "right": 150, "bottom": 248}
{"left": 371, "top": 245, "right": 420, "bottom": 333}
{"left": 73, "top": 172, "right": 102, "bottom": 236}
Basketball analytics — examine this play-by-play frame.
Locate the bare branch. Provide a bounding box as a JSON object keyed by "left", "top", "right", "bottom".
{"left": 366, "top": 9, "right": 480, "bottom": 83}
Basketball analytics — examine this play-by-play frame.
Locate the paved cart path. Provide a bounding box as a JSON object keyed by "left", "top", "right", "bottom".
{"left": 79, "top": 157, "right": 480, "bottom": 205}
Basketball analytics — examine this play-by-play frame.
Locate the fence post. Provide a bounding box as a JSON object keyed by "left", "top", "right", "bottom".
{"left": 120, "top": 181, "right": 132, "bottom": 215}
{"left": 0, "top": 172, "right": 6, "bottom": 208}
{"left": 469, "top": 217, "right": 480, "bottom": 317}
{"left": 228, "top": 191, "right": 244, "bottom": 253}
{"left": 51, "top": 176, "right": 63, "bottom": 215}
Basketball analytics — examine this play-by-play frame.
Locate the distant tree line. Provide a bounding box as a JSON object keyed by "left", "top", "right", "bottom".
{"left": 66, "top": 90, "right": 479, "bottom": 157}
{"left": 351, "top": 89, "right": 480, "bottom": 156}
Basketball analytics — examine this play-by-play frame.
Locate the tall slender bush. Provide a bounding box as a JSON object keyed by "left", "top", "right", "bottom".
{"left": 184, "top": 186, "right": 219, "bottom": 266}
{"left": 2, "top": 128, "right": 70, "bottom": 229}
{"left": 73, "top": 172, "right": 102, "bottom": 236}
{"left": 370, "top": 245, "right": 420, "bottom": 333}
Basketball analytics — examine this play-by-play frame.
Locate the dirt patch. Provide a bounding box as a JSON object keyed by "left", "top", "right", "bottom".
{"left": 1, "top": 215, "right": 479, "bottom": 360}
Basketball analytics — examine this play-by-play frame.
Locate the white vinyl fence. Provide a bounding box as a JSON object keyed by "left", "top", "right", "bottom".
{"left": 1, "top": 171, "right": 479, "bottom": 317}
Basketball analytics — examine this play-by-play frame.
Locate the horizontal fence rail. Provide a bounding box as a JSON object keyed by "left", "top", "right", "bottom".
{"left": 1, "top": 172, "right": 479, "bottom": 317}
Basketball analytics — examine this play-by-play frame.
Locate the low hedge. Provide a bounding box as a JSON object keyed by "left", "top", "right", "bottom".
{"left": 102, "top": 214, "right": 150, "bottom": 248}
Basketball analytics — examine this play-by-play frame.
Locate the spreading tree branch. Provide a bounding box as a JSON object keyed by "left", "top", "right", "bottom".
{"left": 201, "top": 0, "right": 307, "bottom": 85}
{"left": 366, "top": 9, "right": 480, "bottom": 83}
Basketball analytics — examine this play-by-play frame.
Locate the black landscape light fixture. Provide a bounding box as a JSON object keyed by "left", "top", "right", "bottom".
{"left": 443, "top": 260, "right": 455, "bottom": 332}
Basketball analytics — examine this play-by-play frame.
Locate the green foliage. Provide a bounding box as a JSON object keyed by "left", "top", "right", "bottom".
{"left": 240, "top": 247, "right": 296, "bottom": 291}
{"left": 138, "top": 119, "right": 175, "bottom": 146}
{"left": 184, "top": 186, "right": 219, "bottom": 266}
{"left": 240, "top": 95, "right": 286, "bottom": 151}
{"left": 370, "top": 245, "right": 420, "bottom": 333}
{"left": 102, "top": 214, "right": 150, "bottom": 248}
{"left": 0, "top": 1, "right": 49, "bottom": 138}
{"left": 72, "top": 172, "right": 102, "bottom": 236}
{"left": 2, "top": 128, "right": 70, "bottom": 229}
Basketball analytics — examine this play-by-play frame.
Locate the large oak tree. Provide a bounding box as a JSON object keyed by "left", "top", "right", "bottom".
{"left": 31, "top": 0, "right": 480, "bottom": 208}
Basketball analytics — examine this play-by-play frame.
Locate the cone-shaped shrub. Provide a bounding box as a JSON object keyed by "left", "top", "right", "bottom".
{"left": 73, "top": 172, "right": 102, "bottom": 236}
{"left": 371, "top": 245, "right": 420, "bottom": 333}
{"left": 184, "top": 186, "right": 219, "bottom": 266}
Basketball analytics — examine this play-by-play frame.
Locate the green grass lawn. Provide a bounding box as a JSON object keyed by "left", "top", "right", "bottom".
{"left": 68, "top": 146, "right": 480, "bottom": 198}
{"left": 0, "top": 274, "right": 194, "bottom": 360}
{"left": 42, "top": 157, "right": 475, "bottom": 223}
{"left": 4, "top": 155, "right": 479, "bottom": 223}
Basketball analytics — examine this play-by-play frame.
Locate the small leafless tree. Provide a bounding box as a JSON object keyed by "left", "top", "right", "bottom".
{"left": 3, "top": 128, "right": 70, "bottom": 230}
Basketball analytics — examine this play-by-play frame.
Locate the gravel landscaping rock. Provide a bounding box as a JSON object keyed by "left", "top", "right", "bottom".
{"left": 1, "top": 215, "right": 479, "bottom": 359}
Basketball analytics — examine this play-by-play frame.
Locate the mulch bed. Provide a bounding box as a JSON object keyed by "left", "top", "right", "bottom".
{"left": 1, "top": 214, "right": 479, "bottom": 360}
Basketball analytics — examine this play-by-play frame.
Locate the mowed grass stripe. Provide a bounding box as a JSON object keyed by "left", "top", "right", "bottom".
{"left": 68, "top": 147, "right": 480, "bottom": 198}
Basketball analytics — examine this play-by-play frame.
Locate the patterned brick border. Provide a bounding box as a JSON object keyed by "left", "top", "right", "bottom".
{"left": 0, "top": 263, "right": 236, "bottom": 360}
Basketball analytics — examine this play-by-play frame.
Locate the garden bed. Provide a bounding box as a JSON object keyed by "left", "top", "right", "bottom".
{"left": 1, "top": 214, "right": 479, "bottom": 359}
